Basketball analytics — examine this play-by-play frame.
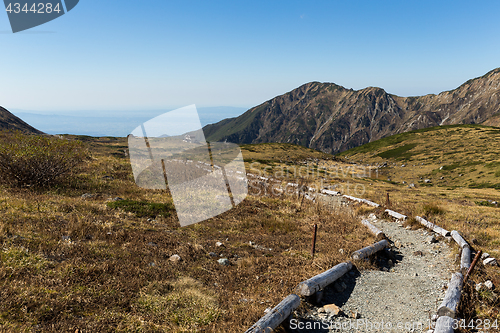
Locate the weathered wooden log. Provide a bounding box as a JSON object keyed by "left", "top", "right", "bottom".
{"left": 461, "top": 245, "right": 471, "bottom": 272}
{"left": 245, "top": 294, "right": 301, "bottom": 333}
{"left": 321, "top": 189, "right": 340, "bottom": 196}
{"left": 352, "top": 240, "right": 390, "bottom": 260}
{"left": 342, "top": 195, "right": 380, "bottom": 207}
{"left": 296, "top": 262, "right": 353, "bottom": 296}
{"left": 451, "top": 230, "right": 468, "bottom": 248}
{"left": 437, "top": 272, "right": 463, "bottom": 318}
{"left": 361, "top": 219, "right": 386, "bottom": 240}
{"left": 385, "top": 209, "right": 407, "bottom": 221}
{"left": 434, "top": 315, "right": 454, "bottom": 333}
{"left": 415, "top": 216, "right": 450, "bottom": 237}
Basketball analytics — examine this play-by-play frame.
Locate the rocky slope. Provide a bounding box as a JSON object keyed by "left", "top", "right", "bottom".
{"left": 0, "top": 106, "right": 43, "bottom": 134}
{"left": 204, "top": 68, "right": 500, "bottom": 154}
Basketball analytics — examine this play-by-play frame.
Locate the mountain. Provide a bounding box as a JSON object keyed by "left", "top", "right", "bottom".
{"left": 0, "top": 106, "right": 43, "bottom": 134}
{"left": 204, "top": 68, "right": 500, "bottom": 154}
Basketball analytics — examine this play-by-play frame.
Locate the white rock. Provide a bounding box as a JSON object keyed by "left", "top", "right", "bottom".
{"left": 215, "top": 241, "right": 224, "bottom": 247}
{"left": 485, "top": 280, "right": 494, "bottom": 290}
{"left": 169, "top": 254, "right": 181, "bottom": 262}
{"left": 481, "top": 252, "right": 490, "bottom": 260}
{"left": 484, "top": 258, "right": 498, "bottom": 266}
{"left": 218, "top": 258, "right": 230, "bottom": 266}
{"left": 476, "top": 283, "right": 484, "bottom": 291}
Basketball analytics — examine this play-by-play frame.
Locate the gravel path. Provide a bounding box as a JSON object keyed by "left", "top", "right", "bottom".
{"left": 291, "top": 215, "right": 455, "bottom": 332}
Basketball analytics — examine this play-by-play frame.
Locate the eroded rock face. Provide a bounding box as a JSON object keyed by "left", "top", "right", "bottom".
{"left": 204, "top": 68, "right": 500, "bottom": 154}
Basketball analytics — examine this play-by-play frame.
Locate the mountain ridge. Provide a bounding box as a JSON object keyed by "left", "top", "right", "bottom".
{"left": 204, "top": 68, "right": 500, "bottom": 154}
{"left": 0, "top": 106, "right": 44, "bottom": 134}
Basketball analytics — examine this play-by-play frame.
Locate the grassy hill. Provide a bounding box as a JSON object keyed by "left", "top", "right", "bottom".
{"left": 338, "top": 124, "right": 500, "bottom": 190}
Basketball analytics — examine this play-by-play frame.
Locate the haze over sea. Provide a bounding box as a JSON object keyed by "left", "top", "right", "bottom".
{"left": 11, "top": 107, "right": 247, "bottom": 137}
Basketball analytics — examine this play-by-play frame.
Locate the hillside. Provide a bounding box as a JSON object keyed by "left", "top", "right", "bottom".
{"left": 204, "top": 68, "right": 500, "bottom": 154}
{"left": 337, "top": 124, "right": 500, "bottom": 190}
{"left": 0, "top": 106, "right": 43, "bottom": 134}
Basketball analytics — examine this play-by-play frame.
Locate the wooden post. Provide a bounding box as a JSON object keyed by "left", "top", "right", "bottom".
{"left": 296, "top": 261, "right": 353, "bottom": 297}
{"left": 351, "top": 240, "right": 390, "bottom": 260}
{"left": 464, "top": 250, "right": 482, "bottom": 283}
{"left": 451, "top": 230, "right": 468, "bottom": 248}
{"left": 386, "top": 192, "right": 390, "bottom": 207}
{"left": 245, "top": 294, "right": 301, "bottom": 333}
{"left": 437, "top": 272, "right": 464, "bottom": 318}
{"left": 311, "top": 224, "right": 318, "bottom": 259}
{"left": 361, "top": 219, "right": 386, "bottom": 240}
{"left": 434, "top": 316, "right": 454, "bottom": 333}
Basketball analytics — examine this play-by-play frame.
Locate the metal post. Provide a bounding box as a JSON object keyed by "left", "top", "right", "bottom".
{"left": 311, "top": 224, "right": 318, "bottom": 259}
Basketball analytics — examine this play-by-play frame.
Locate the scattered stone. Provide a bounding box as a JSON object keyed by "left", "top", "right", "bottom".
{"left": 481, "top": 253, "right": 490, "bottom": 260}
{"left": 102, "top": 175, "right": 114, "bottom": 180}
{"left": 149, "top": 262, "right": 156, "bottom": 267}
{"left": 485, "top": 280, "right": 494, "bottom": 290}
{"left": 408, "top": 183, "right": 416, "bottom": 188}
{"left": 413, "top": 251, "right": 424, "bottom": 256}
{"left": 424, "top": 179, "right": 432, "bottom": 184}
{"left": 323, "top": 304, "right": 342, "bottom": 316}
{"left": 209, "top": 252, "right": 217, "bottom": 257}
{"left": 112, "top": 197, "right": 124, "bottom": 201}
{"left": 352, "top": 311, "right": 361, "bottom": 319}
{"left": 368, "top": 213, "right": 377, "bottom": 220}
{"left": 439, "top": 166, "right": 444, "bottom": 170}
{"left": 440, "top": 176, "right": 444, "bottom": 180}
{"left": 426, "top": 236, "right": 438, "bottom": 244}
{"left": 484, "top": 258, "right": 498, "bottom": 266}
{"left": 81, "top": 193, "right": 94, "bottom": 199}
{"left": 169, "top": 254, "right": 181, "bottom": 262}
{"left": 215, "top": 241, "right": 224, "bottom": 247}
{"left": 401, "top": 164, "right": 406, "bottom": 167}
{"left": 476, "top": 282, "right": 484, "bottom": 291}
{"left": 339, "top": 248, "right": 344, "bottom": 254}
{"left": 218, "top": 258, "right": 230, "bottom": 266}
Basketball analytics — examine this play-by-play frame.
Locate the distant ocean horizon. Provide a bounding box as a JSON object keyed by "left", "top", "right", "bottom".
{"left": 11, "top": 106, "right": 248, "bottom": 137}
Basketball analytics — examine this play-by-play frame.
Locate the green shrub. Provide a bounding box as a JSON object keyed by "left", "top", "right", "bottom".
{"left": 107, "top": 199, "right": 175, "bottom": 218}
{"left": 0, "top": 131, "right": 87, "bottom": 188}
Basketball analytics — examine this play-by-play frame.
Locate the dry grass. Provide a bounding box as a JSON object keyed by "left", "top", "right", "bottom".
{"left": 334, "top": 124, "right": 500, "bottom": 324}
{"left": 0, "top": 136, "right": 374, "bottom": 332}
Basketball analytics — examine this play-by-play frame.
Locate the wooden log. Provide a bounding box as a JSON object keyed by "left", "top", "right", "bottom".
{"left": 341, "top": 195, "right": 380, "bottom": 207}
{"left": 245, "top": 294, "right": 301, "bottom": 333}
{"left": 461, "top": 245, "right": 471, "bottom": 272}
{"left": 361, "top": 219, "right": 386, "bottom": 240}
{"left": 434, "top": 315, "right": 454, "bottom": 333}
{"left": 437, "top": 272, "right": 463, "bottom": 318}
{"left": 352, "top": 240, "right": 390, "bottom": 260}
{"left": 296, "top": 262, "right": 353, "bottom": 297}
{"left": 415, "top": 216, "right": 451, "bottom": 237}
{"left": 385, "top": 209, "right": 407, "bottom": 221}
{"left": 451, "top": 230, "right": 468, "bottom": 248}
{"left": 321, "top": 189, "right": 340, "bottom": 196}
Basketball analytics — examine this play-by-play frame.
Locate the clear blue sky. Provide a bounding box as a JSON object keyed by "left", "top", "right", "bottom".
{"left": 1, "top": 0, "right": 499, "bottom": 112}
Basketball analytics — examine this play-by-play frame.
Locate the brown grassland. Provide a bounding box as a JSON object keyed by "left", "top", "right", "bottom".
{"left": 1, "top": 124, "right": 499, "bottom": 332}
{"left": 0, "top": 133, "right": 375, "bottom": 332}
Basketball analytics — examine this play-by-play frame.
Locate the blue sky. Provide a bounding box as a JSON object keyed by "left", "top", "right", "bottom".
{"left": 1, "top": 0, "right": 500, "bottom": 113}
